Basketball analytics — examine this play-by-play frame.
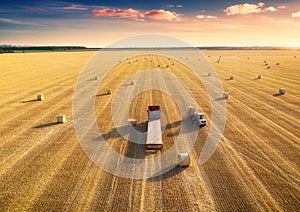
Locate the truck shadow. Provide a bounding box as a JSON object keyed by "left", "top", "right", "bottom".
{"left": 101, "top": 120, "right": 197, "bottom": 140}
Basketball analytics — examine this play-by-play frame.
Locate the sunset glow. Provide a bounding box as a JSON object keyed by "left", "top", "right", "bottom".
{"left": 0, "top": 0, "right": 299, "bottom": 47}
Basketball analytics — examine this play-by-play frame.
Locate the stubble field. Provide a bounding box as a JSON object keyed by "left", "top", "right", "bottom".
{"left": 0, "top": 49, "right": 299, "bottom": 211}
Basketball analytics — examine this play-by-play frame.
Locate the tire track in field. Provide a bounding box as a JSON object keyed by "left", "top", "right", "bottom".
{"left": 0, "top": 52, "right": 91, "bottom": 110}
{"left": 2, "top": 125, "right": 79, "bottom": 210}
{"left": 221, "top": 78, "right": 300, "bottom": 136}
{"left": 218, "top": 105, "right": 299, "bottom": 210}
{"left": 225, "top": 101, "right": 300, "bottom": 184}
{"left": 0, "top": 86, "right": 74, "bottom": 148}
{"left": 227, "top": 95, "right": 300, "bottom": 170}
{"left": 156, "top": 63, "right": 214, "bottom": 211}
{"left": 84, "top": 56, "right": 148, "bottom": 211}
{"left": 218, "top": 71, "right": 300, "bottom": 120}
{"left": 0, "top": 88, "right": 75, "bottom": 165}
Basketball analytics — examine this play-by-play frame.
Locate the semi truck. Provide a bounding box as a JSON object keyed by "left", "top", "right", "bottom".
{"left": 146, "top": 105, "right": 163, "bottom": 150}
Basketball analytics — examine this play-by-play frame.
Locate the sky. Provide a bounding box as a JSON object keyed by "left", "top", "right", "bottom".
{"left": 0, "top": 0, "right": 300, "bottom": 47}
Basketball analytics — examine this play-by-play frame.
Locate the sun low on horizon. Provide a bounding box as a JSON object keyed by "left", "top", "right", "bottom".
{"left": 0, "top": 0, "right": 300, "bottom": 47}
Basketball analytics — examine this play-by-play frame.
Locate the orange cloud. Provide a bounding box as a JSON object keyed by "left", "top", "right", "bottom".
{"left": 224, "top": 2, "right": 277, "bottom": 15}
{"left": 92, "top": 8, "right": 140, "bottom": 19}
{"left": 92, "top": 8, "right": 182, "bottom": 21}
{"left": 292, "top": 11, "right": 300, "bottom": 18}
{"left": 143, "top": 9, "right": 182, "bottom": 21}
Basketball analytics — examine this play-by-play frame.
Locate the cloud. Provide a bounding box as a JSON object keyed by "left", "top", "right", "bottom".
{"left": 266, "top": 7, "right": 276, "bottom": 12}
{"left": 292, "top": 11, "right": 300, "bottom": 18}
{"left": 13, "top": 6, "right": 46, "bottom": 12}
{"left": 0, "top": 18, "right": 47, "bottom": 26}
{"left": 92, "top": 8, "right": 141, "bottom": 19}
{"left": 277, "top": 6, "right": 286, "bottom": 9}
{"left": 195, "top": 15, "right": 218, "bottom": 20}
{"left": 92, "top": 8, "right": 182, "bottom": 21}
{"left": 167, "top": 4, "right": 183, "bottom": 8}
{"left": 224, "top": 2, "right": 278, "bottom": 15}
{"left": 0, "top": 18, "right": 25, "bottom": 25}
{"left": 206, "top": 15, "right": 218, "bottom": 19}
{"left": 143, "top": 9, "right": 182, "bottom": 21}
{"left": 63, "top": 4, "right": 88, "bottom": 11}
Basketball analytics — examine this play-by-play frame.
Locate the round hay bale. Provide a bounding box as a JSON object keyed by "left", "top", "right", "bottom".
{"left": 37, "top": 94, "right": 44, "bottom": 101}
{"left": 276, "top": 63, "right": 280, "bottom": 66}
{"left": 178, "top": 153, "right": 190, "bottom": 167}
{"left": 57, "top": 115, "right": 66, "bottom": 123}
{"left": 157, "top": 64, "right": 160, "bottom": 67}
{"left": 95, "top": 75, "right": 99, "bottom": 80}
{"left": 267, "top": 66, "right": 271, "bottom": 69}
{"left": 223, "top": 92, "right": 229, "bottom": 99}
{"left": 279, "top": 88, "right": 285, "bottom": 95}
{"left": 208, "top": 73, "right": 211, "bottom": 76}
{"left": 107, "top": 89, "right": 111, "bottom": 94}
{"left": 128, "top": 119, "right": 137, "bottom": 126}
{"left": 186, "top": 106, "right": 195, "bottom": 115}
{"left": 230, "top": 76, "right": 234, "bottom": 80}
{"left": 131, "top": 80, "right": 134, "bottom": 85}
{"left": 258, "top": 74, "right": 262, "bottom": 79}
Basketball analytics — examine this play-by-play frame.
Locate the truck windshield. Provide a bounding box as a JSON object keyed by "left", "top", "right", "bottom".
{"left": 198, "top": 114, "right": 205, "bottom": 119}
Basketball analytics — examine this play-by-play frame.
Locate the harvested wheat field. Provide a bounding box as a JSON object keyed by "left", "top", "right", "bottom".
{"left": 0, "top": 50, "right": 299, "bottom": 211}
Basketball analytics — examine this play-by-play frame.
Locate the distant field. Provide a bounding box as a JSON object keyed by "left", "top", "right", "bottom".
{"left": 0, "top": 50, "right": 299, "bottom": 211}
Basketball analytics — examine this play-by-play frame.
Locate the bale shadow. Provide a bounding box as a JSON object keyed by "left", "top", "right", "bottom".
{"left": 273, "top": 93, "right": 283, "bottom": 97}
{"left": 122, "top": 83, "right": 133, "bottom": 86}
{"left": 148, "top": 165, "right": 187, "bottom": 182}
{"left": 95, "top": 93, "right": 110, "bottom": 97}
{"left": 33, "top": 122, "right": 58, "bottom": 129}
{"left": 20, "top": 99, "right": 38, "bottom": 103}
{"left": 225, "top": 78, "right": 233, "bottom": 81}
{"left": 214, "top": 97, "right": 226, "bottom": 101}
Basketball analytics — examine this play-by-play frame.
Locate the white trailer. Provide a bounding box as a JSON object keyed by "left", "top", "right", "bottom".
{"left": 146, "top": 106, "right": 163, "bottom": 150}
